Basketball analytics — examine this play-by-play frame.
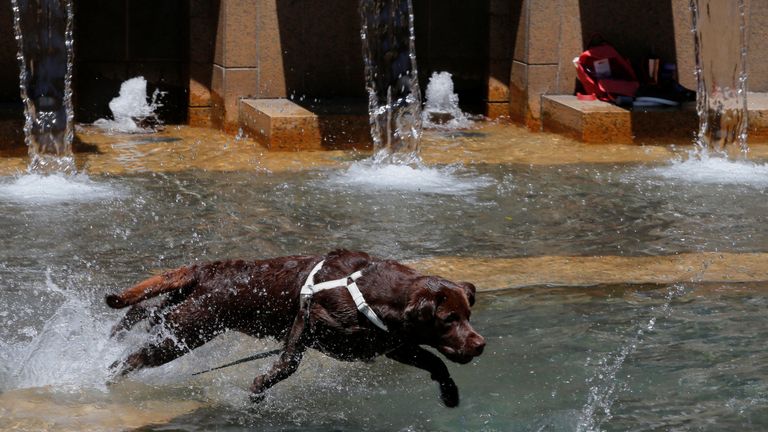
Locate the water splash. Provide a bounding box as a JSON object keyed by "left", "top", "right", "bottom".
{"left": 11, "top": 0, "right": 76, "bottom": 173}
{"left": 422, "top": 72, "right": 474, "bottom": 130}
{"left": 576, "top": 285, "right": 688, "bottom": 432}
{"left": 647, "top": 151, "right": 768, "bottom": 186}
{"left": 359, "top": 0, "right": 423, "bottom": 163}
{"left": 325, "top": 160, "right": 493, "bottom": 195}
{"left": 0, "top": 173, "right": 123, "bottom": 203}
{"left": 94, "top": 77, "right": 164, "bottom": 134}
{"left": 690, "top": 0, "right": 748, "bottom": 156}
{"left": 0, "top": 271, "right": 123, "bottom": 392}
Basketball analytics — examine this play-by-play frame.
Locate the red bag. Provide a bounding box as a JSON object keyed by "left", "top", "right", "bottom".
{"left": 574, "top": 43, "right": 639, "bottom": 102}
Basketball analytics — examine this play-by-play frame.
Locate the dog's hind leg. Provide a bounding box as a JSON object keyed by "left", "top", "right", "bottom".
{"left": 109, "top": 287, "right": 194, "bottom": 338}
{"left": 386, "top": 344, "right": 460, "bottom": 407}
{"left": 249, "top": 310, "right": 308, "bottom": 401}
{"left": 108, "top": 294, "right": 226, "bottom": 380}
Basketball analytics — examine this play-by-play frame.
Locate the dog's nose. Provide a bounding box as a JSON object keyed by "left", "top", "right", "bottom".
{"left": 468, "top": 334, "right": 485, "bottom": 356}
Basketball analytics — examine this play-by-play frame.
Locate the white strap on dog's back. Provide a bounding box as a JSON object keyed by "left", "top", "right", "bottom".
{"left": 300, "top": 260, "right": 388, "bottom": 331}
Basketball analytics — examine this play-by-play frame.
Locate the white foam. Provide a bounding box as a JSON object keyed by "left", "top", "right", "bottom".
{"left": 421, "top": 71, "right": 474, "bottom": 130}
{"left": 0, "top": 173, "right": 123, "bottom": 203}
{"left": 326, "top": 160, "right": 493, "bottom": 195}
{"left": 647, "top": 152, "right": 768, "bottom": 186}
{"left": 94, "top": 76, "right": 163, "bottom": 133}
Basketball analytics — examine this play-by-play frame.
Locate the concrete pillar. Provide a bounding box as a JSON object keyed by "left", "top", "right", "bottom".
{"left": 210, "top": 0, "right": 261, "bottom": 133}
{"left": 746, "top": 0, "right": 768, "bottom": 92}
{"left": 508, "top": 0, "right": 580, "bottom": 130}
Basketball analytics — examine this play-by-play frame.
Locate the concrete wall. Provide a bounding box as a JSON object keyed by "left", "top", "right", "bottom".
{"left": 210, "top": 0, "right": 365, "bottom": 132}
{"left": 74, "top": 0, "right": 189, "bottom": 123}
{"left": 0, "top": 1, "right": 189, "bottom": 122}
{"left": 210, "top": 0, "right": 493, "bottom": 131}
{"left": 0, "top": 0, "right": 767, "bottom": 133}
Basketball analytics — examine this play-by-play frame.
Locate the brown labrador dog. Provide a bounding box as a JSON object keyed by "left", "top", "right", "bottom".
{"left": 105, "top": 249, "right": 485, "bottom": 407}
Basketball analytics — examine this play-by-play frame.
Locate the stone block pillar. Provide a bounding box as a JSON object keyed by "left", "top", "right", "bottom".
{"left": 210, "top": 0, "right": 261, "bottom": 133}
{"left": 508, "top": 0, "right": 581, "bottom": 130}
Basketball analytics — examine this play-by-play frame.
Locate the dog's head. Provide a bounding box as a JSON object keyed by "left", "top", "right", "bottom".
{"left": 405, "top": 276, "right": 485, "bottom": 364}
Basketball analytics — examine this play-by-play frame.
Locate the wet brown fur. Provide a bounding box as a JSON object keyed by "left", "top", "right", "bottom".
{"left": 106, "top": 249, "right": 485, "bottom": 407}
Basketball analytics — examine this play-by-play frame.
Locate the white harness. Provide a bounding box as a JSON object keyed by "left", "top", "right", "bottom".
{"left": 300, "top": 260, "right": 389, "bottom": 331}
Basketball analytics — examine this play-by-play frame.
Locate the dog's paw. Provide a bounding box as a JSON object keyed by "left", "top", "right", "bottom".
{"left": 438, "top": 379, "right": 459, "bottom": 407}
{"left": 249, "top": 376, "right": 268, "bottom": 403}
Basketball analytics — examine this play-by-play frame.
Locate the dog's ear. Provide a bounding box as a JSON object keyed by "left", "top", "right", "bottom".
{"left": 405, "top": 290, "right": 436, "bottom": 323}
{"left": 459, "top": 282, "right": 476, "bottom": 307}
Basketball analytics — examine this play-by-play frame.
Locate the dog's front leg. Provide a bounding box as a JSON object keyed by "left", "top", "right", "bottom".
{"left": 249, "top": 311, "right": 307, "bottom": 401}
{"left": 386, "top": 344, "right": 460, "bottom": 407}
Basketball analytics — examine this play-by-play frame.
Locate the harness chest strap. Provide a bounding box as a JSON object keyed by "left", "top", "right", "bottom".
{"left": 300, "top": 260, "right": 389, "bottom": 332}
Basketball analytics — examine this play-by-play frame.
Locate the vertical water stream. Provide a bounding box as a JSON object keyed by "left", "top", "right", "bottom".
{"left": 359, "top": 0, "right": 423, "bottom": 163}
{"left": 11, "top": 0, "right": 76, "bottom": 173}
{"left": 690, "top": 0, "right": 748, "bottom": 156}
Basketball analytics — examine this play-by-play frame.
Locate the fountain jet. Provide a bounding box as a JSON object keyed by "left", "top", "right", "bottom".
{"left": 11, "top": 0, "right": 75, "bottom": 173}
{"left": 359, "top": 0, "right": 423, "bottom": 163}
{"left": 690, "top": 0, "right": 748, "bottom": 157}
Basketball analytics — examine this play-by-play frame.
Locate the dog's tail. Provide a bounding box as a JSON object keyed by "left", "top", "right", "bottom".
{"left": 105, "top": 266, "right": 197, "bottom": 309}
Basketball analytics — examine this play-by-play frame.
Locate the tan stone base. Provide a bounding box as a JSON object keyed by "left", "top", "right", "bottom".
{"left": 748, "top": 92, "right": 768, "bottom": 138}
{"left": 485, "top": 102, "right": 510, "bottom": 120}
{"left": 0, "top": 389, "right": 203, "bottom": 432}
{"left": 542, "top": 92, "right": 768, "bottom": 144}
{"left": 239, "top": 99, "right": 371, "bottom": 151}
{"left": 411, "top": 252, "right": 768, "bottom": 292}
{"left": 187, "top": 107, "right": 213, "bottom": 128}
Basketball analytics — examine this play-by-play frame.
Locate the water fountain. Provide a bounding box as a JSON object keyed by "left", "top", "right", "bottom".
{"left": 652, "top": 0, "right": 757, "bottom": 183}
{"left": 359, "top": 0, "right": 422, "bottom": 163}
{"left": 2, "top": 2, "right": 768, "bottom": 430}
{"left": 690, "top": 0, "right": 748, "bottom": 156}
{"left": 422, "top": 71, "right": 474, "bottom": 130}
{"left": 93, "top": 76, "right": 164, "bottom": 134}
{"left": 347, "top": 1, "right": 490, "bottom": 192}
{"left": 10, "top": 0, "right": 75, "bottom": 173}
